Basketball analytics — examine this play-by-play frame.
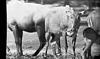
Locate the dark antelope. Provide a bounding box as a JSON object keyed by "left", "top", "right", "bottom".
{"left": 82, "top": 8, "right": 100, "bottom": 59}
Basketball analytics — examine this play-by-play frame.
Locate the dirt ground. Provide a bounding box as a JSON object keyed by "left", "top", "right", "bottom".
{"left": 6, "top": 17, "right": 87, "bottom": 59}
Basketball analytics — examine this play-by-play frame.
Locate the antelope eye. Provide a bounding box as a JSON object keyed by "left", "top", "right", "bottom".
{"left": 70, "top": 16, "right": 73, "bottom": 19}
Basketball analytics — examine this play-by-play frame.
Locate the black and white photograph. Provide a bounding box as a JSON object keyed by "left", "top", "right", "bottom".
{"left": 6, "top": 0, "right": 100, "bottom": 59}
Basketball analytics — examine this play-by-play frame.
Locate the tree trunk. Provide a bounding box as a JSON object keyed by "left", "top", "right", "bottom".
{"left": 41, "top": 0, "right": 44, "bottom": 5}
{"left": 25, "top": 0, "right": 28, "bottom": 2}
{"left": 64, "top": 0, "right": 69, "bottom": 6}
{"left": 88, "top": 0, "right": 93, "bottom": 10}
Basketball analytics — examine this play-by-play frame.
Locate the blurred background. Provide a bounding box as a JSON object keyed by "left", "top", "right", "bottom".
{"left": 6, "top": 0, "right": 100, "bottom": 7}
